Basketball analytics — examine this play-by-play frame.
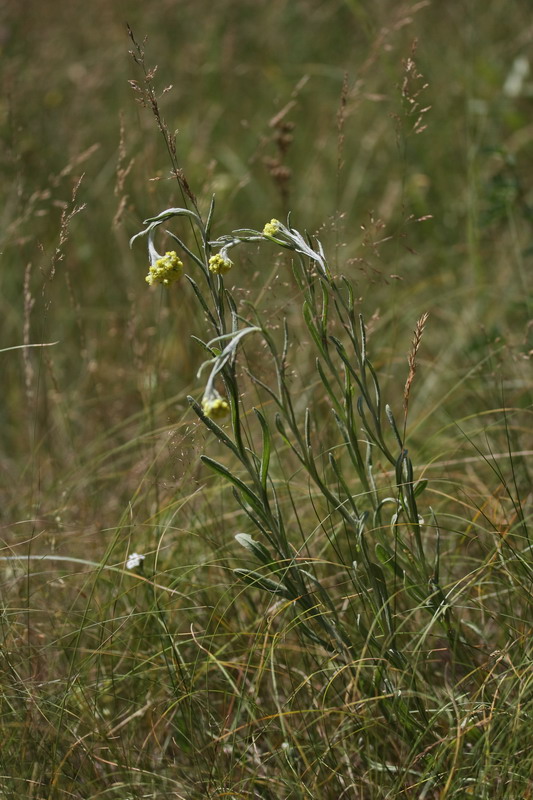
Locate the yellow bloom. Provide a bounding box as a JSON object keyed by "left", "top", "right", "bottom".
{"left": 208, "top": 254, "right": 233, "bottom": 275}
{"left": 145, "top": 251, "right": 183, "bottom": 286}
{"left": 201, "top": 395, "right": 230, "bottom": 419}
{"left": 262, "top": 218, "right": 281, "bottom": 237}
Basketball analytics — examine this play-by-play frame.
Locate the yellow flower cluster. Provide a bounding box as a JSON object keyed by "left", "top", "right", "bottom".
{"left": 145, "top": 251, "right": 183, "bottom": 286}
{"left": 201, "top": 395, "right": 230, "bottom": 419}
{"left": 208, "top": 254, "right": 233, "bottom": 275}
{"left": 262, "top": 219, "right": 281, "bottom": 237}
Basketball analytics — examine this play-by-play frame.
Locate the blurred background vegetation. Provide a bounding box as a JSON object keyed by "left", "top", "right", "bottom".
{"left": 1, "top": 0, "right": 532, "bottom": 797}
{"left": 2, "top": 0, "right": 531, "bottom": 511}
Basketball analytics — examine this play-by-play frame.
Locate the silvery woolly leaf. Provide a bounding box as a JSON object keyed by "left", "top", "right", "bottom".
{"left": 235, "top": 533, "right": 274, "bottom": 566}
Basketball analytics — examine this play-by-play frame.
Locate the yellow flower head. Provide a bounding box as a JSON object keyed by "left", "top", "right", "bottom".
{"left": 145, "top": 251, "right": 183, "bottom": 286}
{"left": 262, "top": 219, "right": 281, "bottom": 237}
{"left": 201, "top": 395, "right": 230, "bottom": 420}
{"left": 208, "top": 254, "right": 233, "bottom": 275}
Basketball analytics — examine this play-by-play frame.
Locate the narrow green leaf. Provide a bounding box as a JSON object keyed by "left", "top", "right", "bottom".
{"left": 316, "top": 359, "right": 343, "bottom": 414}
{"left": 185, "top": 275, "right": 218, "bottom": 326}
{"left": 254, "top": 407, "right": 271, "bottom": 491}
{"left": 328, "top": 452, "right": 360, "bottom": 520}
{"left": 233, "top": 568, "right": 291, "bottom": 597}
{"left": 235, "top": 533, "right": 274, "bottom": 566}
{"left": 293, "top": 619, "right": 335, "bottom": 650}
{"left": 304, "top": 408, "right": 312, "bottom": 449}
{"left": 303, "top": 301, "right": 327, "bottom": 358}
{"left": 375, "top": 542, "right": 405, "bottom": 582}
{"left": 200, "top": 455, "right": 264, "bottom": 514}
{"left": 386, "top": 404, "right": 404, "bottom": 450}
{"left": 359, "top": 314, "right": 367, "bottom": 363}
{"left": 320, "top": 283, "right": 329, "bottom": 337}
{"left": 188, "top": 396, "right": 241, "bottom": 459}
{"left": 414, "top": 479, "right": 428, "bottom": 498}
{"left": 205, "top": 193, "right": 216, "bottom": 239}
{"left": 368, "top": 561, "right": 394, "bottom": 636}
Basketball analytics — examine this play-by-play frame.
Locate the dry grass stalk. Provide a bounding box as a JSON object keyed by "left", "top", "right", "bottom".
{"left": 403, "top": 310, "right": 429, "bottom": 421}
{"left": 127, "top": 24, "right": 198, "bottom": 210}
{"left": 23, "top": 262, "right": 35, "bottom": 409}
{"left": 113, "top": 111, "right": 135, "bottom": 227}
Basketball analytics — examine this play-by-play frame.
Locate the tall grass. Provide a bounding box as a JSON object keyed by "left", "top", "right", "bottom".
{"left": 1, "top": 1, "right": 532, "bottom": 798}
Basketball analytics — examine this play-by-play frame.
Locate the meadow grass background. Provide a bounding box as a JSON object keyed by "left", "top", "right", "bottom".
{"left": 1, "top": 1, "right": 532, "bottom": 798}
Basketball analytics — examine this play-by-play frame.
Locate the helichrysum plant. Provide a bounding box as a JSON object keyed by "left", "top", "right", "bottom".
{"left": 131, "top": 199, "right": 482, "bottom": 747}
{"left": 124, "top": 35, "right": 533, "bottom": 796}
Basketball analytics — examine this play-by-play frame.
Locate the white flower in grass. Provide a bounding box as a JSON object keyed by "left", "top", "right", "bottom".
{"left": 126, "top": 552, "right": 145, "bottom": 570}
